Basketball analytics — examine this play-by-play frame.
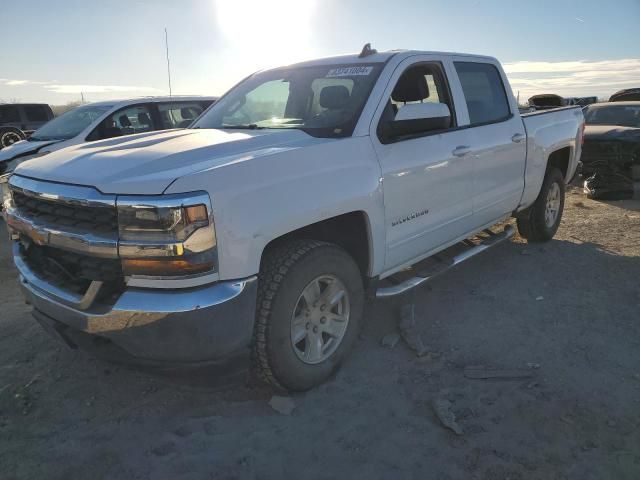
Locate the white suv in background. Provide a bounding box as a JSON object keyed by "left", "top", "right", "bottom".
{"left": 0, "top": 96, "right": 217, "bottom": 175}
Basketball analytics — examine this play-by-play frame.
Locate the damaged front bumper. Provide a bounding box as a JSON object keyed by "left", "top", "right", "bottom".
{"left": 14, "top": 242, "right": 258, "bottom": 365}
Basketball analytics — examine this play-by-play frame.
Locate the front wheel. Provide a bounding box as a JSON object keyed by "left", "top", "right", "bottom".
{"left": 252, "top": 240, "right": 364, "bottom": 391}
{"left": 517, "top": 167, "right": 565, "bottom": 242}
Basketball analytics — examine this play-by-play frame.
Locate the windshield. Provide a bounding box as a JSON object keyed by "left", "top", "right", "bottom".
{"left": 30, "top": 105, "right": 112, "bottom": 141}
{"left": 193, "top": 64, "right": 383, "bottom": 138}
{"left": 584, "top": 105, "right": 640, "bottom": 128}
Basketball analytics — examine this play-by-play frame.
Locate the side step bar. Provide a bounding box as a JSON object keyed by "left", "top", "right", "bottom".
{"left": 376, "top": 225, "right": 515, "bottom": 298}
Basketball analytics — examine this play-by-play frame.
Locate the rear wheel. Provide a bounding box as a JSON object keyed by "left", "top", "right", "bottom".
{"left": 0, "top": 127, "right": 25, "bottom": 149}
{"left": 252, "top": 240, "right": 364, "bottom": 391}
{"left": 517, "top": 167, "right": 565, "bottom": 242}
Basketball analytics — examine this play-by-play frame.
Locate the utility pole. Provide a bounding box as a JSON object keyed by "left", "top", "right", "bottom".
{"left": 165, "top": 27, "right": 172, "bottom": 97}
{"left": 81, "top": 92, "right": 85, "bottom": 104}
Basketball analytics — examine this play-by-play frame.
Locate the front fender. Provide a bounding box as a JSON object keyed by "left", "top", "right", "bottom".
{"left": 166, "top": 136, "right": 385, "bottom": 280}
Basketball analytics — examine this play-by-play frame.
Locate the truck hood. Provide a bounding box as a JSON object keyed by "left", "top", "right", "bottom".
{"left": 0, "top": 139, "right": 58, "bottom": 163}
{"left": 14, "top": 129, "right": 329, "bottom": 194}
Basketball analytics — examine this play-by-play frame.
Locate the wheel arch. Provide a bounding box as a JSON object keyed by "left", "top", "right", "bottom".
{"left": 259, "top": 211, "right": 375, "bottom": 279}
{"left": 546, "top": 146, "right": 572, "bottom": 181}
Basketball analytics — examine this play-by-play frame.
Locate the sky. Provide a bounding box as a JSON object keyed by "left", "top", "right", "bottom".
{"left": 1, "top": 0, "right": 639, "bottom": 105}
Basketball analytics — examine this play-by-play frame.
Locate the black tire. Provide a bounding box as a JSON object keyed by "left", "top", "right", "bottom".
{"left": 516, "top": 167, "right": 565, "bottom": 242}
{"left": 252, "top": 240, "right": 364, "bottom": 391}
{"left": 0, "top": 127, "right": 26, "bottom": 149}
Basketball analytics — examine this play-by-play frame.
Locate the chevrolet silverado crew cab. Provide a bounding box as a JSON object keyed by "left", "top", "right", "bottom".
{"left": 3, "top": 47, "right": 584, "bottom": 391}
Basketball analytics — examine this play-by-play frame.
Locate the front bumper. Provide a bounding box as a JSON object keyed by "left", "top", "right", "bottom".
{"left": 16, "top": 251, "right": 258, "bottom": 364}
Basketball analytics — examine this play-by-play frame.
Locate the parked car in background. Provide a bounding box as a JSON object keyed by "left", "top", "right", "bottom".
{"left": 528, "top": 94, "right": 597, "bottom": 111}
{"left": 0, "top": 103, "right": 54, "bottom": 149}
{"left": 609, "top": 88, "right": 640, "bottom": 102}
{"left": 3, "top": 47, "right": 583, "bottom": 391}
{"left": 581, "top": 101, "right": 640, "bottom": 199}
{"left": 0, "top": 96, "right": 217, "bottom": 175}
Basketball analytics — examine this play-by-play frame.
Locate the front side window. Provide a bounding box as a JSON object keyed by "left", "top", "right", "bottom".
{"left": 387, "top": 64, "right": 450, "bottom": 115}
{"left": 30, "top": 105, "right": 111, "bottom": 141}
{"left": 454, "top": 62, "right": 511, "bottom": 125}
{"left": 0, "top": 105, "right": 20, "bottom": 123}
{"left": 24, "top": 105, "right": 50, "bottom": 122}
{"left": 158, "top": 102, "right": 207, "bottom": 129}
{"left": 92, "top": 105, "right": 154, "bottom": 140}
{"left": 193, "top": 64, "right": 384, "bottom": 138}
{"left": 584, "top": 105, "right": 640, "bottom": 128}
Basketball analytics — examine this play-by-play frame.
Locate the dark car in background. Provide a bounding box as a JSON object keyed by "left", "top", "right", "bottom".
{"left": 0, "top": 103, "right": 54, "bottom": 149}
{"left": 581, "top": 102, "right": 640, "bottom": 199}
{"left": 609, "top": 88, "right": 640, "bottom": 102}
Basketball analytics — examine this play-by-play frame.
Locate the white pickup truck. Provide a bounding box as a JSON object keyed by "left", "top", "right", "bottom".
{"left": 3, "top": 47, "right": 584, "bottom": 391}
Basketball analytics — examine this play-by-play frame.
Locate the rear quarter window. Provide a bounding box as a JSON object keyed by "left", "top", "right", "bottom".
{"left": 454, "top": 62, "right": 511, "bottom": 125}
{"left": 24, "top": 105, "right": 51, "bottom": 122}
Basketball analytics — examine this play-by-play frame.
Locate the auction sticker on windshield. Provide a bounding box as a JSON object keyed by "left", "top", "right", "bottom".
{"left": 326, "top": 66, "right": 374, "bottom": 77}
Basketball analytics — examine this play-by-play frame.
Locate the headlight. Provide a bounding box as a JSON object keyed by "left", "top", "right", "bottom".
{"left": 117, "top": 192, "right": 217, "bottom": 277}
{"left": 0, "top": 173, "right": 12, "bottom": 211}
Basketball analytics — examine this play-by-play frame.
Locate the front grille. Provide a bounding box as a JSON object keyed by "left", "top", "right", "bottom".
{"left": 12, "top": 189, "right": 118, "bottom": 234}
{"left": 21, "top": 243, "right": 125, "bottom": 300}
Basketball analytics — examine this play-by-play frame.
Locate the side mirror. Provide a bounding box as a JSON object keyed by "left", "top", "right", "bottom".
{"left": 381, "top": 102, "right": 451, "bottom": 142}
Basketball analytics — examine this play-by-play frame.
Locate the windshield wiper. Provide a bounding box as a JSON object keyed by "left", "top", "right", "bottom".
{"left": 220, "top": 124, "right": 265, "bottom": 130}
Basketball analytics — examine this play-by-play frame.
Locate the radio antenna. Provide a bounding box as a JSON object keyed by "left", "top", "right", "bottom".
{"left": 165, "top": 27, "right": 173, "bottom": 97}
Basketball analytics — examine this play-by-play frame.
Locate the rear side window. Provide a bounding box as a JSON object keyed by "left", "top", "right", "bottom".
{"left": 454, "top": 62, "right": 511, "bottom": 125}
{"left": 0, "top": 105, "right": 21, "bottom": 123}
{"left": 158, "top": 102, "right": 206, "bottom": 129}
{"left": 24, "top": 105, "right": 50, "bottom": 122}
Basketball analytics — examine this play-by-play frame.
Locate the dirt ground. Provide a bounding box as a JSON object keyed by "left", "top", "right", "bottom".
{"left": 1, "top": 185, "right": 639, "bottom": 480}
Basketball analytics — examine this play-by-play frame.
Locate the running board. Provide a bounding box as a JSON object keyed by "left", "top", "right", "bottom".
{"left": 376, "top": 225, "right": 515, "bottom": 298}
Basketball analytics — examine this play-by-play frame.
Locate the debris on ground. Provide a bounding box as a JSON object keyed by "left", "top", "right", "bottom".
{"left": 381, "top": 333, "right": 401, "bottom": 349}
{"left": 536, "top": 296, "right": 544, "bottom": 301}
{"left": 268, "top": 395, "right": 296, "bottom": 415}
{"left": 432, "top": 398, "right": 463, "bottom": 435}
{"left": 464, "top": 366, "right": 535, "bottom": 380}
{"left": 398, "top": 303, "right": 429, "bottom": 357}
{"left": 526, "top": 363, "right": 541, "bottom": 370}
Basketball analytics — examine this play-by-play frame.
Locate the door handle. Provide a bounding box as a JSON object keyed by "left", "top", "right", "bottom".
{"left": 511, "top": 133, "right": 525, "bottom": 143}
{"left": 452, "top": 146, "right": 471, "bottom": 157}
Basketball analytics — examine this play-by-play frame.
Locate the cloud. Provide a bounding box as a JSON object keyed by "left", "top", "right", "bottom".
{"left": 503, "top": 59, "right": 640, "bottom": 100}
{"left": 0, "top": 78, "right": 162, "bottom": 98}
{"left": 44, "top": 84, "right": 161, "bottom": 94}
{"left": 2, "top": 79, "right": 49, "bottom": 86}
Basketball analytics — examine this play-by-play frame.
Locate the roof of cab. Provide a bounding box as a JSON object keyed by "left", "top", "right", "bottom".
{"left": 80, "top": 96, "right": 218, "bottom": 108}
{"left": 283, "top": 49, "right": 496, "bottom": 69}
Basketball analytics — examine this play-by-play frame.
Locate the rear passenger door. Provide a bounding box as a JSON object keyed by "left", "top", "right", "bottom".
{"left": 0, "top": 105, "right": 22, "bottom": 130}
{"left": 450, "top": 59, "right": 526, "bottom": 227}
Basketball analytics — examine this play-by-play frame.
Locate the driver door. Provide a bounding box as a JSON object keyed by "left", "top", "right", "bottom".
{"left": 370, "top": 56, "right": 476, "bottom": 273}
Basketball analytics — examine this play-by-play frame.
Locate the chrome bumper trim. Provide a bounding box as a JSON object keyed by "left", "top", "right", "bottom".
{"left": 20, "top": 268, "right": 258, "bottom": 362}
{"left": 9, "top": 174, "right": 116, "bottom": 208}
{"left": 5, "top": 206, "right": 118, "bottom": 258}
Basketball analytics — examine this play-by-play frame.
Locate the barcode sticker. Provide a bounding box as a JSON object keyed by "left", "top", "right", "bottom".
{"left": 326, "top": 66, "right": 374, "bottom": 77}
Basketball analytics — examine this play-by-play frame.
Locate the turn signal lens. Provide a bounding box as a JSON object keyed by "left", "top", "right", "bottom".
{"left": 122, "top": 258, "right": 214, "bottom": 276}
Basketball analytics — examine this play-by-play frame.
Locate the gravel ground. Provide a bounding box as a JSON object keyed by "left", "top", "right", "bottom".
{"left": 0, "top": 186, "right": 639, "bottom": 480}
